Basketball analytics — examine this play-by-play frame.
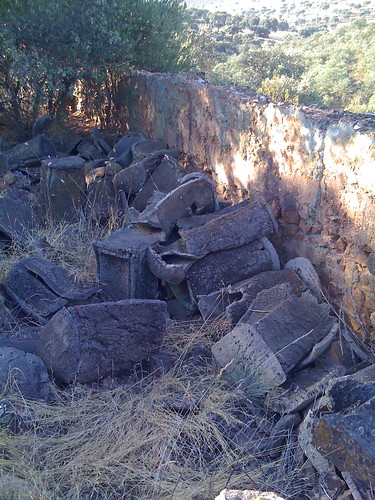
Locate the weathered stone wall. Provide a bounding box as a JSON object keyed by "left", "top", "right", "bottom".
{"left": 121, "top": 71, "right": 375, "bottom": 342}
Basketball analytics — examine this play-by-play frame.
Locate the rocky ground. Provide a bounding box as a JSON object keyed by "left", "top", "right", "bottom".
{"left": 0, "top": 117, "right": 374, "bottom": 499}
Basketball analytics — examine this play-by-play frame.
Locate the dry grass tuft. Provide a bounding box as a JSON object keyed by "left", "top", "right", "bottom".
{"left": 0, "top": 215, "right": 117, "bottom": 285}
{"left": 0, "top": 320, "right": 314, "bottom": 500}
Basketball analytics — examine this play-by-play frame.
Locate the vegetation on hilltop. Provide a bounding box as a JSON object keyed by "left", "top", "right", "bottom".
{"left": 188, "top": 7, "right": 375, "bottom": 112}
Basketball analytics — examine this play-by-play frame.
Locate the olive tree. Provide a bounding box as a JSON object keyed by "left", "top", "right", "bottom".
{"left": 0, "top": 0, "right": 192, "bottom": 131}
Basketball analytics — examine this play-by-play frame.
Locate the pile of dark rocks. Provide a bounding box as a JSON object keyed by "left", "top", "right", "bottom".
{"left": 0, "top": 116, "right": 374, "bottom": 499}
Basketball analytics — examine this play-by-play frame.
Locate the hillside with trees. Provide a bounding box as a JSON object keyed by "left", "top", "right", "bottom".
{"left": 188, "top": 4, "right": 375, "bottom": 112}
{"left": 0, "top": 0, "right": 374, "bottom": 133}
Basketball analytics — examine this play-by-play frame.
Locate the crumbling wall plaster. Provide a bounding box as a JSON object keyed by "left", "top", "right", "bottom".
{"left": 122, "top": 71, "right": 375, "bottom": 341}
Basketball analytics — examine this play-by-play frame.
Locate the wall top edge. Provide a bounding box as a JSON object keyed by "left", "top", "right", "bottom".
{"left": 129, "top": 70, "right": 375, "bottom": 135}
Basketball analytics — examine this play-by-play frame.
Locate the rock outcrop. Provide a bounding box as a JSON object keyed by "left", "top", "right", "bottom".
{"left": 123, "top": 71, "right": 375, "bottom": 341}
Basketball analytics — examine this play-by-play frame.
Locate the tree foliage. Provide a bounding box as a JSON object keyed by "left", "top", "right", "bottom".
{"left": 189, "top": 6, "right": 375, "bottom": 112}
{"left": 289, "top": 20, "right": 375, "bottom": 111}
{"left": 0, "top": 0, "right": 192, "bottom": 130}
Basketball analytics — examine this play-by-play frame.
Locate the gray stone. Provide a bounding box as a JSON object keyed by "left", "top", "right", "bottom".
{"left": 285, "top": 257, "right": 322, "bottom": 298}
{"left": 197, "top": 290, "right": 230, "bottom": 321}
{"left": 197, "top": 269, "right": 306, "bottom": 323}
{"left": 130, "top": 191, "right": 167, "bottom": 230}
{"left": 352, "top": 363, "right": 375, "bottom": 383}
{"left": 0, "top": 297, "right": 15, "bottom": 332}
{"left": 19, "top": 163, "right": 41, "bottom": 181}
{"left": 76, "top": 137, "right": 103, "bottom": 160}
{"left": 148, "top": 352, "right": 175, "bottom": 377}
{"left": 298, "top": 322, "right": 338, "bottom": 369}
{"left": 298, "top": 407, "right": 335, "bottom": 475}
{"left": 0, "top": 346, "right": 50, "bottom": 400}
{"left": 238, "top": 282, "right": 294, "bottom": 325}
{"left": 186, "top": 238, "right": 279, "bottom": 299}
{"left": 168, "top": 282, "right": 197, "bottom": 312}
{"left": 242, "top": 399, "right": 273, "bottom": 435}
{"left": 104, "top": 162, "right": 122, "bottom": 176}
{"left": 92, "top": 126, "right": 111, "bottom": 154}
{"left": 4, "top": 257, "right": 98, "bottom": 326}
{"left": 85, "top": 177, "right": 116, "bottom": 223}
{"left": 177, "top": 200, "right": 250, "bottom": 231}
{"left": 312, "top": 392, "right": 375, "bottom": 492}
{"left": 40, "top": 156, "right": 86, "bottom": 221}
{"left": 156, "top": 174, "right": 218, "bottom": 238}
{"left": 212, "top": 322, "right": 287, "bottom": 394}
{"left": 179, "top": 201, "right": 277, "bottom": 258}
{"left": 185, "top": 344, "right": 213, "bottom": 365}
{"left": 212, "top": 291, "right": 335, "bottom": 393}
{"left": 0, "top": 152, "right": 9, "bottom": 176}
{"left": 5, "top": 261, "right": 67, "bottom": 323}
{"left": 266, "top": 365, "right": 346, "bottom": 415}
{"left": 0, "top": 197, "right": 34, "bottom": 245}
{"left": 87, "top": 161, "right": 123, "bottom": 180}
{"left": 37, "top": 300, "right": 167, "bottom": 383}
{"left": 146, "top": 241, "right": 196, "bottom": 285}
{"left": 0, "top": 333, "right": 38, "bottom": 355}
{"left": 314, "top": 338, "right": 359, "bottom": 373}
{"left": 108, "top": 133, "right": 145, "bottom": 165}
{"left": 4, "top": 186, "right": 33, "bottom": 205}
{"left": 226, "top": 270, "right": 307, "bottom": 326}
{"left": 5, "top": 134, "right": 56, "bottom": 167}
{"left": 137, "top": 149, "right": 179, "bottom": 176}
{"left": 340, "top": 472, "right": 366, "bottom": 500}
{"left": 231, "top": 420, "right": 269, "bottom": 453}
{"left": 166, "top": 298, "right": 194, "bottom": 320}
{"left": 132, "top": 139, "right": 167, "bottom": 162}
{"left": 0, "top": 136, "right": 9, "bottom": 151}
{"left": 131, "top": 156, "right": 186, "bottom": 212}
{"left": 33, "top": 115, "right": 82, "bottom": 154}
{"left": 113, "top": 163, "right": 147, "bottom": 195}
{"left": 366, "top": 253, "right": 375, "bottom": 275}
{"left": 93, "top": 228, "right": 160, "bottom": 300}
{"left": 88, "top": 158, "right": 107, "bottom": 171}
{"left": 22, "top": 257, "right": 99, "bottom": 300}
{"left": 309, "top": 472, "right": 347, "bottom": 500}
{"left": 324, "top": 376, "right": 375, "bottom": 413}
{"left": 341, "top": 327, "right": 375, "bottom": 364}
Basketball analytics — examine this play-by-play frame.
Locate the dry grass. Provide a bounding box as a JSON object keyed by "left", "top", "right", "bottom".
{"left": 0, "top": 319, "right": 314, "bottom": 500}
{"left": 0, "top": 215, "right": 117, "bottom": 285}
{"left": 0, "top": 220, "right": 314, "bottom": 499}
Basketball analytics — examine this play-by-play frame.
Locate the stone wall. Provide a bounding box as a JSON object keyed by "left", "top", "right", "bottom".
{"left": 120, "top": 71, "right": 375, "bottom": 342}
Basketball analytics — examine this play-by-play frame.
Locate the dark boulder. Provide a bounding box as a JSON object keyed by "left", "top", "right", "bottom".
{"left": 0, "top": 197, "right": 34, "bottom": 246}
{"left": 178, "top": 201, "right": 277, "bottom": 258}
{"left": 132, "top": 139, "right": 167, "bottom": 162}
{"left": 33, "top": 115, "right": 82, "bottom": 154}
{"left": 212, "top": 291, "right": 335, "bottom": 393}
{"left": 40, "top": 156, "right": 86, "bottom": 221}
{"left": 37, "top": 299, "right": 167, "bottom": 383}
{"left": 312, "top": 378, "right": 375, "bottom": 496}
{"left": 156, "top": 173, "right": 218, "bottom": 238}
{"left": 93, "top": 228, "right": 160, "bottom": 301}
{"left": 131, "top": 156, "right": 186, "bottom": 212}
{"left": 5, "top": 134, "right": 56, "bottom": 168}
{"left": 0, "top": 346, "right": 50, "bottom": 400}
